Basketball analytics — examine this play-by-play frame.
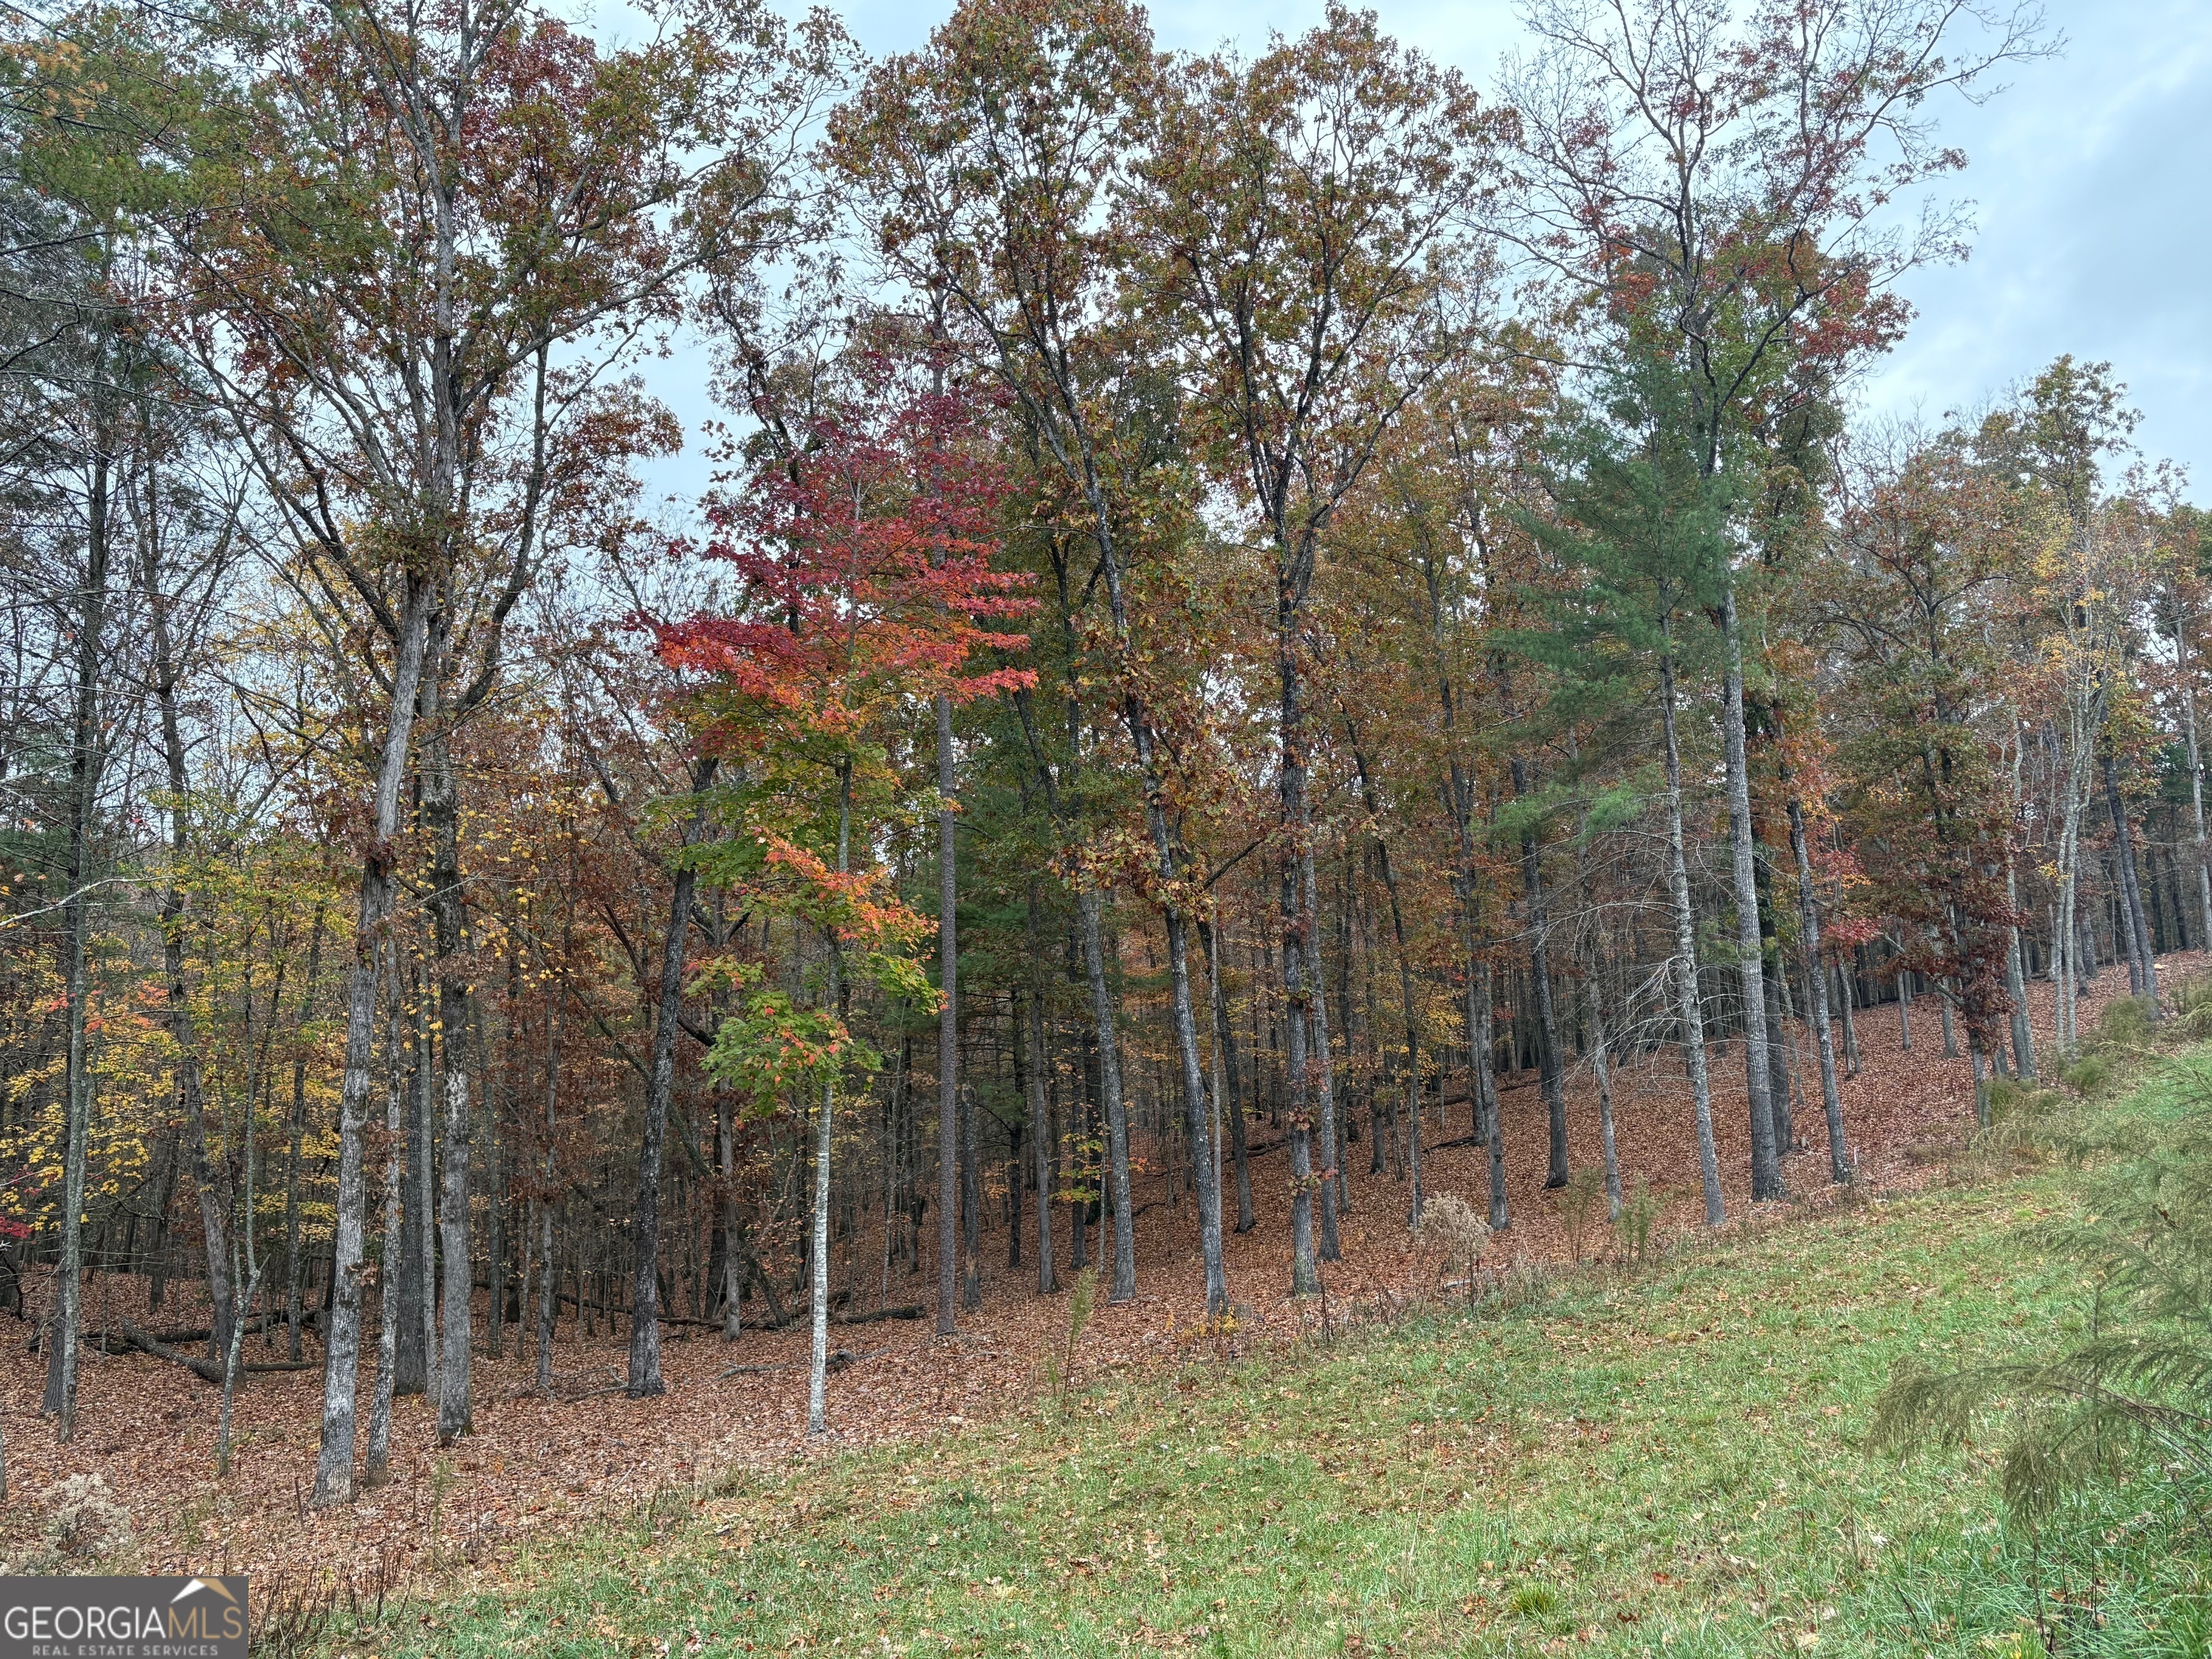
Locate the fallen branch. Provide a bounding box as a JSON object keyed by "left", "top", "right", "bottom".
{"left": 747, "top": 1304, "right": 924, "bottom": 1332}
{"left": 118, "top": 1320, "right": 315, "bottom": 1382}
{"left": 716, "top": 1346, "right": 887, "bottom": 1380}
{"left": 838, "top": 1304, "right": 923, "bottom": 1326}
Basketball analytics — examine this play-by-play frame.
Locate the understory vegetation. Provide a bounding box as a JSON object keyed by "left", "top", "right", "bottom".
{"left": 333, "top": 1030, "right": 2212, "bottom": 1658}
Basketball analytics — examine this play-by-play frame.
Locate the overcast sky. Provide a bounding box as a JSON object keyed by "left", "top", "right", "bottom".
{"left": 607, "top": 0, "right": 2212, "bottom": 507}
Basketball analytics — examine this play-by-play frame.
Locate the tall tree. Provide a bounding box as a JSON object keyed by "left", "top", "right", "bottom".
{"left": 169, "top": 0, "right": 833, "bottom": 1498}
{"left": 1142, "top": 3, "right": 1499, "bottom": 1286}
{"left": 836, "top": 0, "right": 1229, "bottom": 1310}
{"left": 1511, "top": 0, "right": 2045, "bottom": 1196}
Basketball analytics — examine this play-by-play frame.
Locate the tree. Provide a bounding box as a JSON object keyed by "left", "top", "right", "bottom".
{"left": 1522, "top": 349, "right": 1732, "bottom": 1226}
{"left": 164, "top": 0, "right": 836, "bottom": 1498}
{"left": 659, "top": 352, "right": 1032, "bottom": 1428}
{"left": 834, "top": 0, "right": 1232, "bottom": 1312}
{"left": 1140, "top": 2, "right": 1500, "bottom": 1286}
{"left": 1511, "top": 0, "right": 2045, "bottom": 1198}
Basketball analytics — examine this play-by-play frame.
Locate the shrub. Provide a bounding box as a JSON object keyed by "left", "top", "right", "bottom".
{"left": 1614, "top": 1175, "right": 1661, "bottom": 1265}
{"left": 2059, "top": 1054, "right": 2113, "bottom": 1097}
{"left": 1557, "top": 1168, "right": 1606, "bottom": 1262}
{"left": 1873, "top": 1062, "right": 2212, "bottom": 1534}
{"left": 43, "top": 1473, "right": 134, "bottom": 1560}
{"left": 1044, "top": 1266, "right": 1098, "bottom": 1416}
{"left": 1417, "top": 1193, "right": 1491, "bottom": 1294}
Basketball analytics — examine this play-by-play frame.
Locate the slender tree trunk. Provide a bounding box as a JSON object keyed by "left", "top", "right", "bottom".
{"left": 424, "top": 699, "right": 474, "bottom": 1438}
{"left": 1448, "top": 758, "right": 1506, "bottom": 1230}
{"left": 1784, "top": 796, "right": 1850, "bottom": 1183}
{"left": 1476, "top": 960, "right": 1505, "bottom": 1227}
{"left": 1720, "top": 589, "right": 1781, "bottom": 1200}
{"left": 1661, "top": 633, "right": 1726, "bottom": 1228}
{"left": 719, "top": 1096, "right": 742, "bottom": 1340}
{"left": 410, "top": 974, "right": 438, "bottom": 1406}
{"left": 486, "top": 996, "right": 506, "bottom": 1360}
{"left": 313, "top": 579, "right": 429, "bottom": 1508}
{"left": 535, "top": 948, "right": 566, "bottom": 1396}
{"left": 628, "top": 762, "right": 713, "bottom": 1397}
{"left": 286, "top": 906, "right": 326, "bottom": 1362}
{"left": 366, "top": 964, "right": 405, "bottom": 1489}
{"left": 2103, "top": 753, "right": 2161, "bottom": 1017}
{"left": 1074, "top": 890, "right": 1135, "bottom": 1301}
{"left": 1301, "top": 841, "right": 1340, "bottom": 1261}
{"left": 1766, "top": 970, "right": 1796, "bottom": 1149}
{"left": 139, "top": 495, "right": 234, "bottom": 1379}
{"left": 809, "top": 766, "right": 853, "bottom": 1437}
{"left": 1836, "top": 959, "right": 1860, "bottom": 1077}
{"left": 1585, "top": 972, "right": 1621, "bottom": 1218}
{"left": 935, "top": 694, "right": 962, "bottom": 1332}
{"left": 45, "top": 514, "right": 102, "bottom": 1431}
{"left": 1375, "top": 845, "right": 1423, "bottom": 1227}
{"left": 1527, "top": 850, "right": 1567, "bottom": 1188}
{"left": 960, "top": 1076, "right": 981, "bottom": 1310}
{"left": 2001, "top": 739, "right": 2039, "bottom": 1077}
{"left": 1023, "top": 921, "right": 1057, "bottom": 1293}
{"left": 2180, "top": 624, "right": 2212, "bottom": 950}
{"left": 1200, "top": 917, "right": 1255, "bottom": 1235}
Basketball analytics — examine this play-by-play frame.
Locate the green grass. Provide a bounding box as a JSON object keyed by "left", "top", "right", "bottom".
{"left": 335, "top": 1082, "right": 2212, "bottom": 1657}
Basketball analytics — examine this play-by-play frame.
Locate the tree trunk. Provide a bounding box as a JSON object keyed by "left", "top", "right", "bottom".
{"left": 1766, "top": 969, "right": 1795, "bottom": 1150}
{"left": 365, "top": 966, "right": 405, "bottom": 1489}
{"left": 936, "top": 692, "right": 962, "bottom": 1333}
{"left": 960, "top": 1077, "right": 981, "bottom": 1310}
{"left": 424, "top": 695, "right": 474, "bottom": 1438}
{"left": 809, "top": 766, "right": 852, "bottom": 1437}
{"left": 1719, "top": 589, "right": 1781, "bottom": 1200}
{"left": 1375, "top": 843, "right": 1423, "bottom": 1228}
{"left": 1301, "top": 842, "right": 1340, "bottom": 1262}
{"left": 2103, "top": 752, "right": 2161, "bottom": 1017}
{"left": 628, "top": 762, "right": 713, "bottom": 1397}
{"left": 410, "top": 975, "right": 438, "bottom": 1404}
{"left": 1661, "top": 632, "right": 1726, "bottom": 1228}
{"left": 1074, "top": 889, "right": 1135, "bottom": 1302}
{"left": 139, "top": 489, "right": 234, "bottom": 1381}
{"left": 1784, "top": 796, "right": 1850, "bottom": 1183}
{"left": 1022, "top": 923, "right": 1056, "bottom": 1294}
{"left": 313, "top": 579, "right": 429, "bottom": 1508}
{"left": 43, "top": 447, "right": 109, "bottom": 1438}
{"left": 1516, "top": 809, "right": 1568, "bottom": 1188}
{"left": 286, "top": 906, "right": 326, "bottom": 1362}
{"left": 2180, "top": 623, "right": 2212, "bottom": 951}
{"left": 1836, "top": 959, "right": 1860, "bottom": 1078}
{"left": 1200, "top": 917, "right": 1255, "bottom": 1235}
{"left": 1585, "top": 972, "right": 1621, "bottom": 1218}
{"left": 1277, "top": 610, "right": 1321, "bottom": 1298}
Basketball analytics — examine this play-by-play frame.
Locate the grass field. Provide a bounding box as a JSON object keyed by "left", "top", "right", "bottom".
{"left": 331, "top": 1079, "right": 2212, "bottom": 1657}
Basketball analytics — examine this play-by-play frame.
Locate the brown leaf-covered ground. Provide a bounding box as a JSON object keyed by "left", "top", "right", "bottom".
{"left": 0, "top": 955, "right": 2181, "bottom": 1599}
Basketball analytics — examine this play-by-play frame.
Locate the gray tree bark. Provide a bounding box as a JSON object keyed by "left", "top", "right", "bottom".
{"left": 627, "top": 759, "right": 716, "bottom": 1397}
{"left": 2103, "top": 753, "right": 2161, "bottom": 1016}
{"left": 1719, "top": 589, "right": 1781, "bottom": 1200}
{"left": 1784, "top": 796, "right": 1850, "bottom": 1183}
{"left": 311, "top": 579, "right": 428, "bottom": 1508}
{"left": 1661, "top": 631, "right": 1726, "bottom": 1228}
{"left": 936, "top": 693, "right": 962, "bottom": 1332}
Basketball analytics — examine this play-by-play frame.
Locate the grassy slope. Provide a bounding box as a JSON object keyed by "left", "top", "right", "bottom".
{"left": 344, "top": 1147, "right": 2212, "bottom": 1657}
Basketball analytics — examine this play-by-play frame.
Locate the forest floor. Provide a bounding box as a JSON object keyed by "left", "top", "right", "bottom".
{"left": 325, "top": 1122, "right": 2210, "bottom": 1657}
{"left": 0, "top": 955, "right": 2197, "bottom": 1624}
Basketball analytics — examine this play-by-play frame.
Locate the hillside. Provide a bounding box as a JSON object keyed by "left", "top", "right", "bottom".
{"left": 0, "top": 958, "right": 2188, "bottom": 1623}
{"left": 335, "top": 1072, "right": 2207, "bottom": 1657}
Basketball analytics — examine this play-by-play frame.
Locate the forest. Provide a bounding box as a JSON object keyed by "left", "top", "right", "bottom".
{"left": 2, "top": 0, "right": 2207, "bottom": 1618}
